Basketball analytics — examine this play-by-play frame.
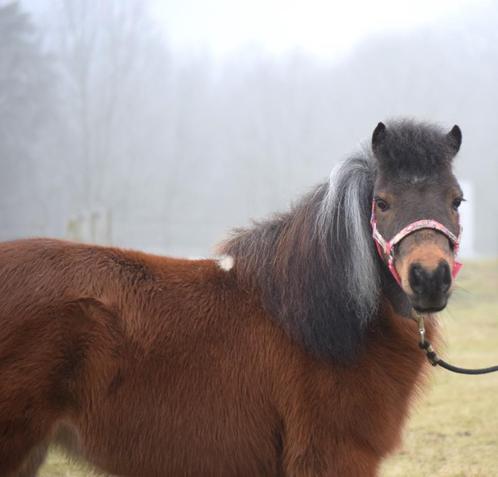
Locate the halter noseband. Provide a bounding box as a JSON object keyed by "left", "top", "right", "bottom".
{"left": 370, "top": 201, "right": 463, "bottom": 286}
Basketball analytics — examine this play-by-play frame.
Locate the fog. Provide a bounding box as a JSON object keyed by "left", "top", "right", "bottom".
{"left": 1, "top": 0, "right": 497, "bottom": 257}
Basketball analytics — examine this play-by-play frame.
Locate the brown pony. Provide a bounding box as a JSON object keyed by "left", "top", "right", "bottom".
{"left": 0, "top": 120, "right": 464, "bottom": 476}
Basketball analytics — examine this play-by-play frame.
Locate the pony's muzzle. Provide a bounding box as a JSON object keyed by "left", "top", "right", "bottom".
{"left": 395, "top": 228, "right": 455, "bottom": 312}
{"left": 408, "top": 260, "right": 452, "bottom": 312}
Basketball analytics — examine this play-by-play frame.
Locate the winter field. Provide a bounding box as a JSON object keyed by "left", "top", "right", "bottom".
{"left": 40, "top": 261, "right": 498, "bottom": 477}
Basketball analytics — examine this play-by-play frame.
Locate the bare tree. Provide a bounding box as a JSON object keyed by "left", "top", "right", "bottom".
{"left": 47, "top": 0, "right": 177, "bottom": 242}
{"left": 0, "top": 1, "right": 57, "bottom": 239}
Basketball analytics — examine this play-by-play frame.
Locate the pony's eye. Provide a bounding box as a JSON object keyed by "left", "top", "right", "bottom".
{"left": 375, "top": 198, "right": 390, "bottom": 212}
{"left": 452, "top": 197, "right": 464, "bottom": 210}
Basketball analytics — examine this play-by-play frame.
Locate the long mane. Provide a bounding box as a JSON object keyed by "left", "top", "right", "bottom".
{"left": 219, "top": 154, "right": 382, "bottom": 362}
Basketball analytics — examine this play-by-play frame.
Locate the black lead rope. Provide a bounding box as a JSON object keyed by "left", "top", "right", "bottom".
{"left": 416, "top": 314, "right": 498, "bottom": 375}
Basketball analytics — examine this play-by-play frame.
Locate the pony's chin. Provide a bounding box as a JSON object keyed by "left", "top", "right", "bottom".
{"left": 410, "top": 296, "right": 448, "bottom": 314}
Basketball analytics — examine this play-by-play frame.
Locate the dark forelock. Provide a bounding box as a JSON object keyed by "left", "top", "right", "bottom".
{"left": 374, "top": 120, "right": 455, "bottom": 180}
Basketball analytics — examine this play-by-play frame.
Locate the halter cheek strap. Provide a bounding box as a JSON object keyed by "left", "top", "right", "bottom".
{"left": 370, "top": 202, "right": 463, "bottom": 286}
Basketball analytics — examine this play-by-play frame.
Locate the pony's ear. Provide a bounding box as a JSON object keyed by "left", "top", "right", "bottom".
{"left": 372, "top": 122, "right": 387, "bottom": 155}
{"left": 447, "top": 125, "right": 462, "bottom": 156}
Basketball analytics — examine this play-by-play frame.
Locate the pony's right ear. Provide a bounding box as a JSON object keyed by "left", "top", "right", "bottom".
{"left": 372, "top": 122, "right": 387, "bottom": 155}
{"left": 447, "top": 125, "right": 462, "bottom": 156}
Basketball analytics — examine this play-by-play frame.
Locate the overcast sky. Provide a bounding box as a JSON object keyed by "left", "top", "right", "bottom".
{"left": 149, "top": 0, "right": 486, "bottom": 61}
{"left": 20, "top": 0, "right": 490, "bottom": 61}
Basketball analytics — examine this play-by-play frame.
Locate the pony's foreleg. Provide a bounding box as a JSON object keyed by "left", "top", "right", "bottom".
{"left": 0, "top": 428, "right": 46, "bottom": 477}
{"left": 283, "top": 437, "right": 380, "bottom": 477}
{"left": 6, "top": 441, "right": 49, "bottom": 477}
{"left": 0, "top": 415, "right": 53, "bottom": 477}
{"left": 0, "top": 386, "right": 56, "bottom": 477}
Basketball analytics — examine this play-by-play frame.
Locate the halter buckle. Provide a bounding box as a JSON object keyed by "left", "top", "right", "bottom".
{"left": 416, "top": 314, "right": 426, "bottom": 347}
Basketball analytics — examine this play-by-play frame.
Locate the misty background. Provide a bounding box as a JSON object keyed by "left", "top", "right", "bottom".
{"left": 1, "top": 0, "right": 497, "bottom": 258}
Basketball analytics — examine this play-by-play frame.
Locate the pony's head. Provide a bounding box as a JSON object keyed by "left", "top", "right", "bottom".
{"left": 220, "top": 119, "right": 464, "bottom": 362}
{"left": 370, "top": 120, "right": 463, "bottom": 313}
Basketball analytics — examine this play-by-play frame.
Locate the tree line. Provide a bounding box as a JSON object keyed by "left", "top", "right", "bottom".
{"left": 1, "top": 0, "right": 497, "bottom": 256}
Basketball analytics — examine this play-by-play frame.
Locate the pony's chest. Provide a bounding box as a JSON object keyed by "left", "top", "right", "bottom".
{"left": 331, "top": 340, "right": 429, "bottom": 453}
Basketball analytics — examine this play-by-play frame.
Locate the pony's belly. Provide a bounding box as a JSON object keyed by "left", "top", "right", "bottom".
{"left": 65, "top": 401, "right": 281, "bottom": 476}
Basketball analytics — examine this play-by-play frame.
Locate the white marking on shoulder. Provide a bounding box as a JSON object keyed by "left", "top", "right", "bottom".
{"left": 218, "top": 255, "right": 234, "bottom": 271}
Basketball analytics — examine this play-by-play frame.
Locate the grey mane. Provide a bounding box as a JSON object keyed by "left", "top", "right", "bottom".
{"left": 219, "top": 153, "right": 381, "bottom": 362}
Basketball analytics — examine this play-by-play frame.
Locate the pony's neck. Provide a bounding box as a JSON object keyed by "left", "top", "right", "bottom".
{"left": 219, "top": 159, "right": 383, "bottom": 363}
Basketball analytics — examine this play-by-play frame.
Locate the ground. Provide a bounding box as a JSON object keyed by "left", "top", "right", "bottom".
{"left": 39, "top": 261, "right": 498, "bottom": 477}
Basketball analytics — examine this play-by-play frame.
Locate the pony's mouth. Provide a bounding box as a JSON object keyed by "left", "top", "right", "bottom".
{"left": 402, "top": 257, "right": 453, "bottom": 314}
{"left": 409, "top": 294, "right": 449, "bottom": 314}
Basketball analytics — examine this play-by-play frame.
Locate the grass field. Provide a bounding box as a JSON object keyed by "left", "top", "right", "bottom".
{"left": 40, "top": 261, "right": 498, "bottom": 477}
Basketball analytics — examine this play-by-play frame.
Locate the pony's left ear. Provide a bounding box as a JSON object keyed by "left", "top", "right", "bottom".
{"left": 447, "top": 125, "right": 462, "bottom": 156}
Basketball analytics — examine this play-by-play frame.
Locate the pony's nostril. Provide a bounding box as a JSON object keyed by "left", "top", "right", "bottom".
{"left": 409, "top": 263, "right": 426, "bottom": 295}
{"left": 437, "top": 261, "right": 452, "bottom": 293}
{"left": 409, "top": 261, "right": 452, "bottom": 296}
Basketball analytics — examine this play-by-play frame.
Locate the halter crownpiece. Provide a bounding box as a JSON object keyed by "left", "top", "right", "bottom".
{"left": 370, "top": 201, "right": 463, "bottom": 286}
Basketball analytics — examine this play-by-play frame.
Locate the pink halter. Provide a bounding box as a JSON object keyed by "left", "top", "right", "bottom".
{"left": 370, "top": 201, "right": 463, "bottom": 286}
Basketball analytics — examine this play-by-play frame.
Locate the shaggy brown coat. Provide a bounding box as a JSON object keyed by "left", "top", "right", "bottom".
{"left": 0, "top": 238, "right": 434, "bottom": 476}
